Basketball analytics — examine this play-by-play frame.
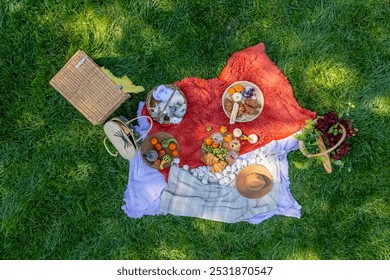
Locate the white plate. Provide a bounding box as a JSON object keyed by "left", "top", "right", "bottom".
{"left": 222, "top": 81, "right": 264, "bottom": 123}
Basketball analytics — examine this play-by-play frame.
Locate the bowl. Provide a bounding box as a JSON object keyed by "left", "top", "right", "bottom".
{"left": 146, "top": 84, "right": 187, "bottom": 124}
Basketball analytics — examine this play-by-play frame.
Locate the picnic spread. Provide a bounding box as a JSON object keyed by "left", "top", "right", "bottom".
{"left": 121, "top": 42, "right": 316, "bottom": 224}
{"left": 51, "top": 42, "right": 332, "bottom": 224}
{"left": 141, "top": 43, "right": 315, "bottom": 180}
{"left": 123, "top": 105, "right": 303, "bottom": 223}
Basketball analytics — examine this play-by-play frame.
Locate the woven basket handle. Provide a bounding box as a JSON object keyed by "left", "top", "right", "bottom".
{"left": 103, "top": 137, "right": 119, "bottom": 157}
{"left": 103, "top": 116, "right": 153, "bottom": 158}
{"left": 299, "top": 124, "right": 347, "bottom": 158}
{"left": 125, "top": 116, "right": 153, "bottom": 142}
{"left": 156, "top": 90, "right": 176, "bottom": 120}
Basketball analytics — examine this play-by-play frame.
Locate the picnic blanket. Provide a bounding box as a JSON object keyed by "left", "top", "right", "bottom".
{"left": 122, "top": 102, "right": 301, "bottom": 224}
{"left": 142, "top": 42, "right": 315, "bottom": 180}
{"left": 160, "top": 139, "right": 301, "bottom": 224}
{"left": 123, "top": 42, "right": 315, "bottom": 223}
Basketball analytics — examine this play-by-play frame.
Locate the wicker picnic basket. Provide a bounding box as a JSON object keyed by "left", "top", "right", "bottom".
{"left": 50, "top": 50, "right": 130, "bottom": 125}
{"left": 146, "top": 84, "right": 187, "bottom": 124}
{"left": 298, "top": 124, "right": 347, "bottom": 173}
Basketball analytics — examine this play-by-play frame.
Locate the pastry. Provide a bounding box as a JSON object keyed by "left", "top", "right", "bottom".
{"left": 210, "top": 161, "right": 227, "bottom": 173}
{"left": 201, "top": 153, "right": 219, "bottom": 166}
{"left": 224, "top": 98, "right": 234, "bottom": 113}
{"left": 237, "top": 103, "right": 245, "bottom": 117}
{"left": 245, "top": 99, "right": 260, "bottom": 108}
{"left": 244, "top": 103, "right": 256, "bottom": 115}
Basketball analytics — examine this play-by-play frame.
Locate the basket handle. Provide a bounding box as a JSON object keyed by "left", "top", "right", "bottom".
{"left": 156, "top": 90, "right": 176, "bottom": 120}
{"left": 103, "top": 137, "right": 119, "bottom": 157}
{"left": 299, "top": 124, "right": 347, "bottom": 158}
{"left": 125, "top": 115, "right": 153, "bottom": 142}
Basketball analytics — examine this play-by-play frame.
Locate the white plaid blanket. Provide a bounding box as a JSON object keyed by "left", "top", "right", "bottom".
{"left": 160, "top": 144, "right": 282, "bottom": 223}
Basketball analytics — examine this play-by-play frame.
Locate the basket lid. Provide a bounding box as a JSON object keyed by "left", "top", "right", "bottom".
{"left": 49, "top": 50, "right": 130, "bottom": 125}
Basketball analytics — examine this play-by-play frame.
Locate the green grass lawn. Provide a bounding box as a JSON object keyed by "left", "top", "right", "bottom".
{"left": 1, "top": 0, "right": 389, "bottom": 260}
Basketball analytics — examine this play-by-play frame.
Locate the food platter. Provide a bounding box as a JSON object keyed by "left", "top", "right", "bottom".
{"left": 222, "top": 81, "right": 264, "bottom": 123}
{"left": 200, "top": 129, "right": 241, "bottom": 173}
{"left": 141, "top": 132, "right": 180, "bottom": 170}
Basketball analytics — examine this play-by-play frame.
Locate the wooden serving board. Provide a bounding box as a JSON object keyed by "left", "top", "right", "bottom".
{"left": 141, "top": 132, "right": 180, "bottom": 170}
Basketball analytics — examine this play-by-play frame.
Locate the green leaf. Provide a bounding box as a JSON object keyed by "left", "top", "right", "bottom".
{"left": 333, "top": 160, "right": 344, "bottom": 167}
{"left": 292, "top": 160, "right": 313, "bottom": 170}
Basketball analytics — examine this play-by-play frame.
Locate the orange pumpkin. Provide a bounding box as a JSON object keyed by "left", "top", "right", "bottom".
{"left": 219, "top": 126, "right": 228, "bottom": 133}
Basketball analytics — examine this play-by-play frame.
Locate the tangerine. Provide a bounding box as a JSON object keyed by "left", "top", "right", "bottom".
{"left": 168, "top": 142, "right": 177, "bottom": 151}
{"left": 234, "top": 84, "right": 243, "bottom": 92}
{"left": 172, "top": 149, "right": 179, "bottom": 157}
{"left": 228, "top": 87, "right": 235, "bottom": 94}
{"left": 159, "top": 149, "right": 166, "bottom": 157}
{"left": 212, "top": 142, "right": 219, "bottom": 149}
{"left": 205, "top": 137, "right": 213, "bottom": 146}
{"left": 154, "top": 143, "right": 162, "bottom": 151}
{"left": 224, "top": 134, "right": 233, "bottom": 143}
{"left": 150, "top": 137, "right": 158, "bottom": 145}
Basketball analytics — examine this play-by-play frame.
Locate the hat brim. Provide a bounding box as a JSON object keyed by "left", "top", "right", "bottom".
{"left": 235, "top": 164, "right": 273, "bottom": 199}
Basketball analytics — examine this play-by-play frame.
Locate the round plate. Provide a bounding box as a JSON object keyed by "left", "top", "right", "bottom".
{"left": 201, "top": 131, "right": 241, "bottom": 172}
{"left": 222, "top": 81, "right": 264, "bottom": 123}
{"left": 141, "top": 132, "right": 180, "bottom": 170}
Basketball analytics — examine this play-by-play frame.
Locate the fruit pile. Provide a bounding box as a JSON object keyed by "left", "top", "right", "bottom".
{"left": 200, "top": 126, "right": 240, "bottom": 173}
{"left": 144, "top": 136, "right": 179, "bottom": 170}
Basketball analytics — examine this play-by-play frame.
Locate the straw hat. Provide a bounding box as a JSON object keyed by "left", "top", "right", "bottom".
{"left": 235, "top": 164, "right": 273, "bottom": 199}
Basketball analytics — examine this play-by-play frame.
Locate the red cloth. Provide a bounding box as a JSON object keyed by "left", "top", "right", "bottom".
{"left": 142, "top": 43, "right": 316, "bottom": 179}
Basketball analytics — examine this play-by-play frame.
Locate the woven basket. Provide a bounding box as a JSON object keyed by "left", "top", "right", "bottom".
{"left": 50, "top": 50, "right": 130, "bottom": 125}
{"left": 298, "top": 124, "right": 347, "bottom": 173}
{"left": 146, "top": 84, "right": 186, "bottom": 124}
